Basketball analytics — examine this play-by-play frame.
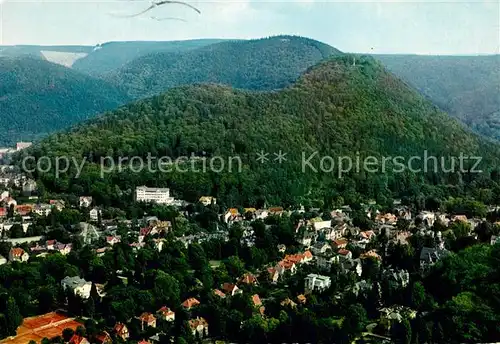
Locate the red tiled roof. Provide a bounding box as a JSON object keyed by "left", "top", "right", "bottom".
{"left": 69, "top": 335, "right": 87, "bottom": 344}
{"left": 138, "top": 313, "right": 156, "bottom": 323}
{"left": 10, "top": 247, "right": 26, "bottom": 257}
{"left": 252, "top": 294, "right": 262, "bottom": 306}
{"left": 181, "top": 297, "right": 200, "bottom": 309}
{"left": 213, "top": 289, "right": 226, "bottom": 298}
{"left": 239, "top": 273, "right": 257, "bottom": 284}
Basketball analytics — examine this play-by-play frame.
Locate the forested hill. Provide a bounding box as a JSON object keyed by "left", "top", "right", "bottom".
{"left": 0, "top": 56, "right": 130, "bottom": 145}
{"left": 72, "top": 39, "right": 228, "bottom": 76}
{"left": 25, "top": 56, "right": 500, "bottom": 208}
{"left": 376, "top": 54, "right": 500, "bottom": 141}
{"left": 104, "top": 36, "right": 342, "bottom": 98}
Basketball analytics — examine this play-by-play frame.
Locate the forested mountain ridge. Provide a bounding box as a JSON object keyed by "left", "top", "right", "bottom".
{"left": 104, "top": 35, "right": 342, "bottom": 98}
{"left": 376, "top": 54, "right": 500, "bottom": 141}
{"left": 72, "top": 39, "right": 228, "bottom": 76}
{"left": 24, "top": 55, "right": 500, "bottom": 208}
{"left": 0, "top": 56, "right": 130, "bottom": 145}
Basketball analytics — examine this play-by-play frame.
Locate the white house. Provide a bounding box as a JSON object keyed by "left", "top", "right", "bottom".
{"left": 89, "top": 208, "right": 101, "bottom": 222}
{"left": 79, "top": 196, "right": 93, "bottom": 208}
{"left": 157, "top": 306, "right": 175, "bottom": 322}
{"left": 0, "top": 191, "right": 9, "bottom": 201}
{"left": 61, "top": 276, "right": 92, "bottom": 299}
{"left": 199, "top": 196, "right": 216, "bottom": 206}
{"left": 9, "top": 248, "right": 29, "bottom": 262}
{"left": 135, "top": 186, "right": 174, "bottom": 204}
{"left": 311, "top": 220, "right": 332, "bottom": 231}
{"left": 304, "top": 274, "right": 331, "bottom": 293}
{"left": 189, "top": 317, "right": 209, "bottom": 337}
{"left": 0, "top": 255, "right": 7, "bottom": 265}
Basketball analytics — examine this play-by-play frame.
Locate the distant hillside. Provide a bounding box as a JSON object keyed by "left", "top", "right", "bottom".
{"left": 26, "top": 56, "right": 500, "bottom": 208}
{"left": 72, "top": 39, "right": 228, "bottom": 75}
{"left": 105, "top": 36, "right": 342, "bottom": 98}
{"left": 376, "top": 55, "right": 500, "bottom": 140}
{"left": 0, "top": 56, "right": 130, "bottom": 145}
{"left": 0, "top": 39, "right": 226, "bottom": 74}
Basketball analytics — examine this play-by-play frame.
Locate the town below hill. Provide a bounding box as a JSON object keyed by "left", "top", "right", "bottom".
{"left": 0, "top": 163, "right": 499, "bottom": 343}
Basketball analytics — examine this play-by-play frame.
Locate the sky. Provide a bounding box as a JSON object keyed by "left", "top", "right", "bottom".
{"left": 0, "top": 0, "right": 499, "bottom": 54}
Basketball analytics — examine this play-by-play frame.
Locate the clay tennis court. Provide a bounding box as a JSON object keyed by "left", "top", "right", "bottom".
{"left": 0, "top": 312, "right": 83, "bottom": 344}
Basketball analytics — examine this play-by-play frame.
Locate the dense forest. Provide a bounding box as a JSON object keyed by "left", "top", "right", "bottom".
{"left": 104, "top": 36, "right": 341, "bottom": 99}
{"left": 0, "top": 57, "right": 130, "bottom": 145}
{"left": 377, "top": 55, "right": 500, "bottom": 141}
{"left": 20, "top": 55, "right": 500, "bottom": 210}
{"left": 72, "top": 39, "right": 228, "bottom": 76}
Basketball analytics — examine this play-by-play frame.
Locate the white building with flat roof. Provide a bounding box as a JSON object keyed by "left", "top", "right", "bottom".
{"left": 305, "top": 273, "right": 331, "bottom": 293}
{"left": 135, "top": 186, "right": 174, "bottom": 204}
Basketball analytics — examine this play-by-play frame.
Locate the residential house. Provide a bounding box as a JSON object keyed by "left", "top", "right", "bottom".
{"left": 49, "top": 199, "right": 66, "bottom": 211}
{"left": 61, "top": 276, "right": 92, "bottom": 299}
{"left": 267, "top": 267, "right": 281, "bottom": 283}
{"left": 375, "top": 213, "right": 397, "bottom": 225}
{"left": 276, "top": 260, "right": 297, "bottom": 276}
{"left": 222, "top": 283, "right": 242, "bottom": 296}
{"left": 0, "top": 255, "right": 6, "bottom": 265}
{"left": 491, "top": 235, "right": 500, "bottom": 245}
{"left": 56, "top": 243, "right": 72, "bottom": 255}
{"left": 304, "top": 274, "right": 331, "bottom": 293}
{"left": 153, "top": 239, "right": 165, "bottom": 252}
{"left": 340, "top": 258, "right": 363, "bottom": 277}
{"left": 252, "top": 294, "right": 265, "bottom": 315}
{"left": 238, "top": 272, "right": 258, "bottom": 285}
{"left": 223, "top": 208, "right": 241, "bottom": 224}
{"left": 299, "top": 231, "right": 315, "bottom": 247}
{"left": 393, "top": 231, "right": 412, "bottom": 245}
{"left": 420, "top": 247, "right": 449, "bottom": 271}
{"left": 69, "top": 335, "right": 90, "bottom": 344}
{"left": 311, "top": 242, "right": 332, "bottom": 255}
{"left": 94, "top": 332, "right": 112, "bottom": 344}
{"left": 359, "top": 230, "right": 376, "bottom": 241}
{"left": 0, "top": 207, "right": 7, "bottom": 218}
{"left": 0, "top": 190, "right": 8, "bottom": 201}
{"left": 189, "top": 317, "right": 209, "bottom": 338}
{"left": 213, "top": 289, "right": 226, "bottom": 298}
{"left": 199, "top": 196, "right": 216, "bottom": 206}
{"left": 106, "top": 236, "right": 121, "bottom": 246}
{"left": 15, "top": 205, "right": 33, "bottom": 216}
{"left": 384, "top": 269, "right": 410, "bottom": 289}
{"left": 9, "top": 247, "right": 29, "bottom": 262}
{"left": 22, "top": 179, "right": 37, "bottom": 195}
{"left": 310, "top": 218, "right": 332, "bottom": 231}
{"left": 268, "top": 207, "right": 284, "bottom": 216}
{"left": 280, "top": 298, "right": 297, "bottom": 308}
{"left": 277, "top": 244, "right": 286, "bottom": 253}
{"left": 332, "top": 238, "right": 348, "bottom": 249}
{"left": 182, "top": 297, "right": 200, "bottom": 310}
{"left": 337, "top": 249, "right": 352, "bottom": 260}
{"left": 255, "top": 209, "right": 269, "bottom": 220}
{"left": 79, "top": 196, "right": 93, "bottom": 208}
{"left": 4, "top": 197, "right": 17, "bottom": 207}
{"left": 360, "top": 249, "right": 382, "bottom": 261}
{"left": 297, "top": 294, "right": 307, "bottom": 304}
{"left": 316, "top": 252, "right": 338, "bottom": 270}
{"left": 90, "top": 208, "right": 101, "bottom": 222}
{"left": 451, "top": 215, "right": 468, "bottom": 223}
{"left": 46, "top": 240, "right": 56, "bottom": 250}
{"left": 417, "top": 211, "right": 436, "bottom": 227}
{"left": 138, "top": 313, "right": 157, "bottom": 330}
{"left": 113, "top": 323, "right": 129, "bottom": 341}
{"left": 34, "top": 203, "right": 52, "bottom": 216}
